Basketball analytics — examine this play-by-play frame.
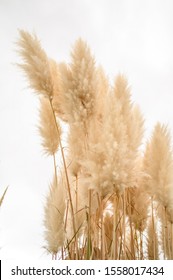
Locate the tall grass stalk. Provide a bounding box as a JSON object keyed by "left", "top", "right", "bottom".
{"left": 0, "top": 187, "right": 8, "bottom": 207}
{"left": 49, "top": 99, "right": 77, "bottom": 241}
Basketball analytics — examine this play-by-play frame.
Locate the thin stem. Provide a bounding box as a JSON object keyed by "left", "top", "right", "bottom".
{"left": 135, "top": 229, "right": 139, "bottom": 260}
{"left": 75, "top": 175, "right": 79, "bottom": 260}
{"left": 49, "top": 98, "right": 76, "bottom": 240}
{"left": 127, "top": 189, "right": 135, "bottom": 259}
{"left": 151, "top": 197, "right": 155, "bottom": 260}
{"left": 61, "top": 247, "right": 64, "bottom": 260}
{"left": 123, "top": 190, "right": 126, "bottom": 259}
{"left": 112, "top": 194, "right": 119, "bottom": 259}
{"left": 169, "top": 222, "right": 172, "bottom": 260}
{"left": 100, "top": 197, "right": 105, "bottom": 260}
{"left": 171, "top": 223, "right": 173, "bottom": 259}
{"left": 87, "top": 189, "right": 92, "bottom": 259}
{"left": 139, "top": 231, "right": 143, "bottom": 260}
{"left": 164, "top": 206, "right": 167, "bottom": 259}
{"left": 53, "top": 153, "right": 58, "bottom": 187}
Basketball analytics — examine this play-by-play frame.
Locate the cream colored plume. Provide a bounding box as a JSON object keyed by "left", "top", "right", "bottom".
{"left": 44, "top": 175, "right": 66, "bottom": 254}
{"left": 39, "top": 97, "right": 61, "bottom": 156}
{"left": 143, "top": 123, "right": 173, "bottom": 219}
{"left": 127, "top": 186, "right": 149, "bottom": 232}
{"left": 17, "top": 30, "right": 61, "bottom": 100}
{"left": 81, "top": 75, "right": 144, "bottom": 196}
{"left": 60, "top": 38, "right": 97, "bottom": 124}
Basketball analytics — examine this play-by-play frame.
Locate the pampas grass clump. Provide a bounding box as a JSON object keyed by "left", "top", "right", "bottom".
{"left": 17, "top": 30, "right": 173, "bottom": 260}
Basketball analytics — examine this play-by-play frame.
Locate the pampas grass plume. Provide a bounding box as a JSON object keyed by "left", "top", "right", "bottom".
{"left": 17, "top": 30, "right": 61, "bottom": 99}
{"left": 44, "top": 175, "right": 65, "bottom": 255}
{"left": 39, "top": 97, "right": 61, "bottom": 156}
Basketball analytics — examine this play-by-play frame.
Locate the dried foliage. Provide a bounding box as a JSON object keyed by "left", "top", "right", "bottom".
{"left": 18, "top": 30, "right": 173, "bottom": 260}
{"left": 0, "top": 187, "right": 8, "bottom": 207}
{"left": 39, "top": 97, "right": 61, "bottom": 156}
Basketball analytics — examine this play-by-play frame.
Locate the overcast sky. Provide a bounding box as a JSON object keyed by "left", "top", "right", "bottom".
{"left": 0, "top": 0, "right": 173, "bottom": 260}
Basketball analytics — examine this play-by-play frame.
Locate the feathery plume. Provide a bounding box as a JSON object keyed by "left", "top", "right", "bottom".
{"left": 114, "top": 75, "right": 144, "bottom": 187}
{"left": 44, "top": 175, "right": 66, "bottom": 254}
{"left": 39, "top": 97, "right": 61, "bottom": 156}
{"left": 82, "top": 75, "right": 140, "bottom": 196}
{"left": 17, "top": 30, "right": 61, "bottom": 101}
{"left": 127, "top": 186, "right": 149, "bottom": 232}
{"left": 95, "top": 66, "right": 109, "bottom": 122}
{"left": 60, "top": 38, "right": 97, "bottom": 124}
{"left": 143, "top": 123, "right": 173, "bottom": 215}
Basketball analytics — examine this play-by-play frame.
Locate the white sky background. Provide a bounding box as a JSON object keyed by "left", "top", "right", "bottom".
{"left": 0, "top": 0, "right": 173, "bottom": 260}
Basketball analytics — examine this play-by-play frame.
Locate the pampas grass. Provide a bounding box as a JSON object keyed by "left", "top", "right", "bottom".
{"left": 44, "top": 175, "right": 65, "bottom": 258}
{"left": 17, "top": 30, "right": 173, "bottom": 260}
{"left": 39, "top": 97, "right": 61, "bottom": 156}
